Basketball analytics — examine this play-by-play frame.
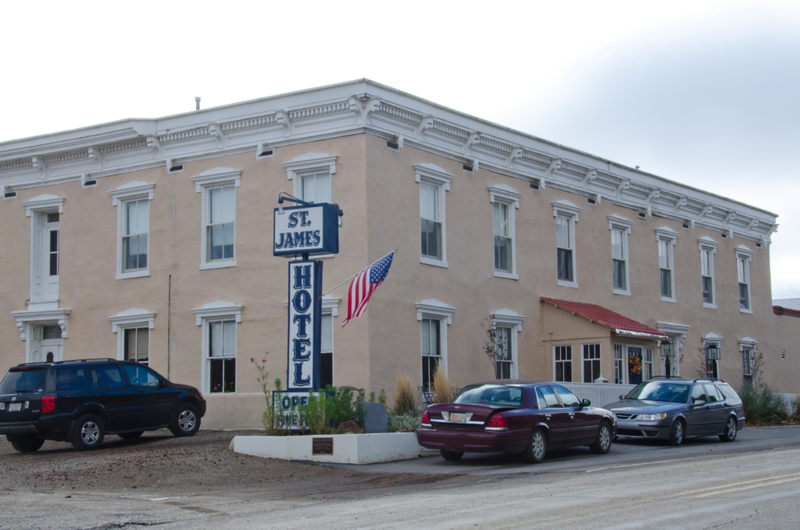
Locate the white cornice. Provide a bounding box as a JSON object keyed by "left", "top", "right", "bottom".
{"left": 21, "top": 194, "right": 64, "bottom": 216}
{"left": 190, "top": 167, "right": 241, "bottom": 192}
{"left": 0, "top": 79, "right": 777, "bottom": 244}
{"left": 108, "top": 181, "right": 155, "bottom": 205}
{"left": 416, "top": 299, "right": 455, "bottom": 325}
{"left": 488, "top": 184, "right": 522, "bottom": 208}
{"left": 108, "top": 308, "right": 156, "bottom": 333}
{"left": 191, "top": 301, "right": 243, "bottom": 326}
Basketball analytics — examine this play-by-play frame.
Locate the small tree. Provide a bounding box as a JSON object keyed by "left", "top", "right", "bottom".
{"left": 482, "top": 318, "right": 509, "bottom": 379}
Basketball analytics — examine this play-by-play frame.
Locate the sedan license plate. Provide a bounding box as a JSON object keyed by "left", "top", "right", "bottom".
{"left": 450, "top": 412, "right": 466, "bottom": 422}
{"left": 9, "top": 403, "right": 21, "bottom": 412}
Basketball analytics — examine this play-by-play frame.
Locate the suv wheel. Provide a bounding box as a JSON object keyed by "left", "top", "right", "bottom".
{"left": 72, "top": 414, "right": 105, "bottom": 451}
{"left": 719, "top": 416, "right": 738, "bottom": 442}
{"left": 170, "top": 404, "right": 200, "bottom": 437}
{"left": 9, "top": 436, "right": 45, "bottom": 453}
{"left": 669, "top": 419, "right": 685, "bottom": 446}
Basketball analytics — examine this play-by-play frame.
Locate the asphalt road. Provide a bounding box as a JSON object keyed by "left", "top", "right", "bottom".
{"left": 2, "top": 426, "right": 799, "bottom": 529}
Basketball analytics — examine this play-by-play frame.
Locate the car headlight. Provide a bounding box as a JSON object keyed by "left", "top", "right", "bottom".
{"left": 637, "top": 413, "right": 667, "bottom": 421}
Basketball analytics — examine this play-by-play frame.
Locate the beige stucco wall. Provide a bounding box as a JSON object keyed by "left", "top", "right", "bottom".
{"left": 1, "top": 131, "right": 797, "bottom": 430}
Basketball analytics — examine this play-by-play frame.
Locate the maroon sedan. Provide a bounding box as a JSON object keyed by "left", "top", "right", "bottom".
{"left": 416, "top": 380, "right": 616, "bottom": 463}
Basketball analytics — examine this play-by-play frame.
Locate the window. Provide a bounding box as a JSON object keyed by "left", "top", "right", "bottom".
{"left": 489, "top": 185, "right": 521, "bottom": 279}
{"left": 554, "top": 345, "right": 573, "bottom": 382}
{"left": 415, "top": 164, "right": 453, "bottom": 268}
{"left": 109, "top": 309, "right": 156, "bottom": 365}
{"left": 536, "top": 386, "right": 561, "bottom": 408}
{"left": 495, "top": 327, "right": 513, "bottom": 379}
{"left": 109, "top": 182, "right": 154, "bottom": 280}
{"left": 284, "top": 152, "right": 337, "bottom": 204}
{"left": 552, "top": 385, "right": 581, "bottom": 407}
{"left": 699, "top": 237, "right": 718, "bottom": 308}
{"left": 656, "top": 227, "right": 678, "bottom": 302}
{"left": 736, "top": 246, "right": 754, "bottom": 313}
{"left": 416, "top": 299, "right": 455, "bottom": 389}
{"left": 614, "top": 344, "right": 625, "bottom": 384}
{"left": 192, "top": 168, "right": 241, "bottom": 270}
{"left": 582, "top": 344, "right": 601, "bottom": 383}
{"left": 490, "top": 309, "right": 524, "bottom": 380}
{"left": 321, "top": 313, "right": 334, "bottom": 388}
{"left": 609, "top": 215, "right": 633, "bottom": 295}
{"left": 121, "top": 364, "right": 160, "bottom": 388}
{"left": 553, "top": 200, "right": 581, "bottom": 287}
{"left": 643, "top": 347, "right": 654, "bottom": 380}
{"left": 703, "top": 334, "right": 722, "bottom": 379}
{"left": 21, "top": 194, "right": 65, "bottom": 302}
{"left": 192, "top": 301, "right": 243, "bottom": 394}
{"left": 93, "top": 365, "right": 127, "bottom": 389}
{"left": 740, "top": 337, "right": 758, "bottom": 386}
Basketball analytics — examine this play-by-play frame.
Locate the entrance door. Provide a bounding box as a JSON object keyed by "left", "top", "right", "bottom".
{"left": 628, "top": 346, "right": 643, "bottom": 385}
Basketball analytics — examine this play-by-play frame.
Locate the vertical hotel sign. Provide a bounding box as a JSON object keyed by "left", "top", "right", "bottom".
{"left": 274, "top": 202, "right": 340, "bottom": 392}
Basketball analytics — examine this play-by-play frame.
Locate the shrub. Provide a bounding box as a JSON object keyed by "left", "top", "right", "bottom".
{"left": 431, "top": 368, "right": 456, "bottom": 404}
{"left": 740, "top": 384, "right": 788, "bottom": 424}
{"left": 391, "top": 373, "right": 417, "bottom": 416}
{"left": 296, "top": 386, "right": 366, "bottom": 435}
{"left": 388, "top": 412, "right": 421, "bottom": 432}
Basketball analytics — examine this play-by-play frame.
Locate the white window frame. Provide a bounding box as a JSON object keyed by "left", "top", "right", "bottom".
{"left": 609, "top": 214, "right": 634, "bottom": 296}
{"left": 109, "top": 182, "right": 155, "bottom": 280}
{"left": 703, "top": 332, "right": 724, "bottom": 379}
{"left": 320, "top": 296, "right": 340, "bottom": 388}
{"left": 699, "top": 237, "right": 719, "bottom": 309}
{"left": 614, "top": 343, "right": 626, "bottom": 384}
{"left": 489, "top": 185, "right": 521, "bottom": 280}
{"left": 416, "top": 299, "right": 455, "bottom": 386}
{"left": 491, "top": 309, "right": 525, "bottom": 379}
{"left": 736, "top": 245, "right": 754, "bottom": 314}
{"left": 192, "top": 301, "right": 243, "bottom": 394}
{"left": 643, "top": 347, "right": 654, "bottom": 380}
{"left": 553, "top": 344, "right": 573, "bottom": 382}
{"left": 740, "top": 337, "right": 758, "bottom": 385}
{"left": 108, "top": 309, "right": 156, "bottom": 364}
{"left": 192, "top": 168, "right": 241, "bottom": 271}
{"left": 582, "top": 343, "right": 602, "bottom": 383}
{"left": 657, "top": 321, "right": 690, "bottom": 378}
{"left": 656, "top": 226, "right": 679, "bottom": 303}
{"left": 416, "top": 164, "right": 453, "bottom": 268}
{"left": 284, "top": 152, "right": 337, "bottom": 204}
{"left": 553, "top": 200, "right": 581, "bottom": 288}
{"left": 21, "top": 194, "right": 65, "bottom": 305}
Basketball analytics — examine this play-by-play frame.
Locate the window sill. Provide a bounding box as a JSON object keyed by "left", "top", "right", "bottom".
{"left": 116, "top": 270, "right": 150, "bottom": 280}
{"left": 557, "top": 279, "right": 579, "bottom": 289}
{"left": 613, "top": 289, "right": 631, "bottom": 296}
{"left": 494, "top": 271, "right": 519, "bottom": 280}
{"left": 660, "top": 296, "right": 677, "bottom": 304}
{"left": 421, "top": 257, "right": 449, "bottom": 268}
{"left": 200, "top": 260, "right": 237, "bottom": 271}
{"left": 740, "top": 308, "right": 753, "bottom": 314}
{"left": 703, "top": 303, "right": 717, "bottom": 309}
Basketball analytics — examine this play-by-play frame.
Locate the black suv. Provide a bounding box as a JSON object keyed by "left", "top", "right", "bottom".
{"left": 604, "top": 377, "right": 745, "bottom": 446}
{"left": 0, "top": 359, "right": 206, "bottom": 452}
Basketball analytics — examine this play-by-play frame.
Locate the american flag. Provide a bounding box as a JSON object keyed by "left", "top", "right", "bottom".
{"left": 342, "top": 252, "right": 395, "bottom": 327}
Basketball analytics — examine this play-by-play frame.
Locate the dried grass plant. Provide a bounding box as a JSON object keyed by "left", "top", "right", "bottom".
{"left": 391, "top": 372, "right": 417, "bottom": 416}
{"left": 431, "top": 368, "right": 456, "bottom": 404}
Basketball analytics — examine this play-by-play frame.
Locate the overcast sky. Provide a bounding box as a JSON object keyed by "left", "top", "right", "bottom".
{"left": 2, "top": 0, "right": 798, "bottom": 298}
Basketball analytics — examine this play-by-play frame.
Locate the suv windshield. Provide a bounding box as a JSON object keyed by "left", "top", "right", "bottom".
{"left": 0, "top": 368, "right": 48, "bottom": 394}
{"left": 454, "top": 385, "right": 524, "bottom": 407}
{"left": 626, "top": 382, "right": 690, "bottom": 403}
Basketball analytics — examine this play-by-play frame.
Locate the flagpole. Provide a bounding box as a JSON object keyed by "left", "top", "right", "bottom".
{"left": 319, "top": 248, "right": 397, "bottom": 299}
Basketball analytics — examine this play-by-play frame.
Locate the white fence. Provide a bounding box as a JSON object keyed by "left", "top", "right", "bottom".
{"left": 560, "top": 382, "right": 635, "bottom": 408}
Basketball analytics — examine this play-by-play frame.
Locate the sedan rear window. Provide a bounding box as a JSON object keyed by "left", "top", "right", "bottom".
{"left": 454, "top": 385, "right": 524, "bottom": 407}
{"left": 626, "top": 382, "right": 690, "bottom": 403}
{"left": 0, "top": 369, "right": 48, "bottom": 394}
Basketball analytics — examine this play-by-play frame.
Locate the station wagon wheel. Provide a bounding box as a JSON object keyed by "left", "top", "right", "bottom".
{"left": 669, "top": 419, "right": 685, "bottom": 446}
{"left": 522, "top": 428, "right": 547, "bottom": 463}
{"left": 440, "top": 450, "right": 464, "bottom": 461}
{"left": 71, "top": 414, "right": 105, "bottom": 451}
{"left": 170, "top": 403, "right": 201, "bottom": 437}
{"left": 719, "top": 417, "right": 737, "bottom": 442}
{"left": 590, "top": 421, "right": 612, "bottom": 454}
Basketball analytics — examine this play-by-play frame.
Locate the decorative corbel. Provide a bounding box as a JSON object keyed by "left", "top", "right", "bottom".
{"left": 275, "top": 110, "right": 291, "bottom": 137}
{"left": 393, "top": 134, "right": 404, "bottom": 150}
{"left": 616, "top": 179, "right": 631, "bottom": 200}
{"left": 208, "top": 123, "right": 225, "bottom": 149}
{"left": 545, "top": 158, "right": 562, "bottom": 181}
{"left": 724, "top": 212, "right": 736, "bottom": 227}
{"left": 58, "top": 319, "right": 68, "bottom": 339}
{"left": 32, "top": 156, "right": 47, "bottom": 179}
{"left": 766, "top": 224, "right": 779, "bottom": 244}
{"left": 88, "top": 147, "right": 103, "bottom": 170}
{"left": 746, "top": 219, "right": 759, "bottom": 232}
{"left": 593, "top": 192, "right": 602, "bottom": 204}
{"left": 362, "top": 97, "right": 381, "bottom": 126}
{"left": 463, "top": 132, "right": 481, "bottom": 157}
{"left": 700, "top": 204, "right": 713, "bottom": 220}
{"left": 506, "top": 147, "right": 524, "bottom": 169}
{"left": 16, "top": 321, "right": 25, "bottom": 341}
{"left": 147, "top": 136, "right": 164, "bottom": 158}
{"left": 645, "top": 189, "right": 660, "bottom": 216}
{"left": 674, "top": 197, "right": 688, "bottom": 214}
{"left": 582, "top": 169, "right": 597, "bottom": 189}
{"left": 415, "top": 116, "right": 435, "bottom": 140}
{"left": 471, "top": 158, "right": 480, "bottom": 172}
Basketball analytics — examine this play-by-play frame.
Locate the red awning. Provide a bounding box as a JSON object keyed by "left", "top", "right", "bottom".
{"left": 541, "top": 297, "right": 668, "bottom": 339}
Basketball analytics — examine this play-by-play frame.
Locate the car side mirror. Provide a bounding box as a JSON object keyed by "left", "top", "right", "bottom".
{"left": 693, "top": 399, "right": 706, "bottom": 407}
{"left": 580, "top": 398, "right": 591, "bottom": 408}
{"left": 619, "top": 395, "right": 625, "bottom": 400}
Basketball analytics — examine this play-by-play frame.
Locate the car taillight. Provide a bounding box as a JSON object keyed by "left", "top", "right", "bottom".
{"left": 421, "top": 410, "right": 431, "bottom": 427}
{"left": 486, "top": 413, "right": 508, "bottom": 431}
{"left": 42, "top": 395, "right": 55, "bottom": 414}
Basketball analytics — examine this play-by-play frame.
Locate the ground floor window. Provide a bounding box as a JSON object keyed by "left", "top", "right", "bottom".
{"left": 208, "top": 320, "right": 236, "bottom": 393}
{"left": 643, "top": 347, "right": 654, "bottom": 380}
{"left": 495, "top": 327, "right": 513, "bottom": 379}
{"left": 124, "top": 327, "right": 149, "bottom": 365}
{"left": 582, "top": 343, "right": 601, "bottom": 383}
{"left": 614, "top": 344, "right": 625, "bottom": 384}
{"left": 321, "top": 314, "right": 333, "bottom": 388}
{"left": 742, "top": 347, "right": 753, "bottom": 386}
{"left": 554, "top": 345, "right": 573, "bottom": 382}
{"left": 421, "top": 318, "right": 442, "bottom": 389}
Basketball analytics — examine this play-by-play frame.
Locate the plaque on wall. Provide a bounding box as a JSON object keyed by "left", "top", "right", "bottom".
{"left": 312, "top": 437, "right": 334, "bottom": 455}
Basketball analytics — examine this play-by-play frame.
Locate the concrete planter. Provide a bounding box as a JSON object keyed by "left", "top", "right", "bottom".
{"left": 232, "top": 432, "right": 423, "bottom": 464}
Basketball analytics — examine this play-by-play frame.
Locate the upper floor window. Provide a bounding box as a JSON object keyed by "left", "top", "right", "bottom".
{"left": 553, "top": 200, "right": 581, "bottom": 288}
{"left": 22, "top": 194, "right": 65, "bottom": 302}
{"left": 415, "top": 164, "right": 453, "bottom": 268}
{"left": 656, "top": 227, "right": 678, "bottom": 302}
{"left": 284, "top": 152, "right": 337, "bottom": 205}
{"left": 192, "top": 168, "right": 241, "bottom": 270}
{"left": 609, "top": 215, "right": 633, "bottom": 295}
{"left": 699, "top": 237, "right": 719, "bottom": 308}
{"left": 489, "top": 185, "right": 521, "bottom": 279}
{"left": 299, "top": 172, "right": 331, "bottom": 203}
{"left": 736, "top": 246, "right": 754, "bottom": 313}
{"left": 110, "top": 182, "right": 155, "bottom": 280}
